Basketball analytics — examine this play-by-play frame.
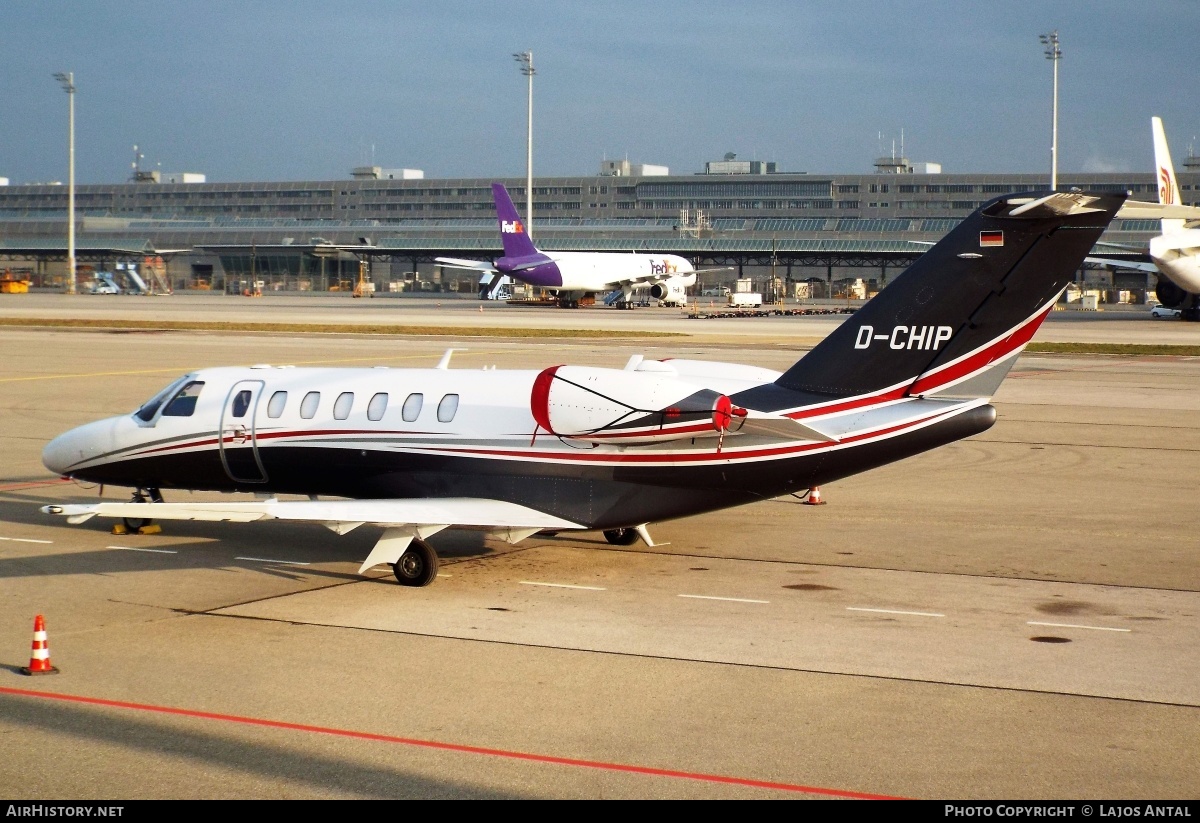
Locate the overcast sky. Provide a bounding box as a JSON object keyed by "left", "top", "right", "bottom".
{"left": 3, "top": 1, "right": 1198, "bottom": 185}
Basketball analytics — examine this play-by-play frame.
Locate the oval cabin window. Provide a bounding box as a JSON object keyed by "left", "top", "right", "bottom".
{"left": 367, "top": 392, "right": 388, "bottom": 421}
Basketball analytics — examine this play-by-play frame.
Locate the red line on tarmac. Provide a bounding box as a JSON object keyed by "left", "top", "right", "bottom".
{"left": 0, "top": 686, "right": 901, "bottom": 799}
{"left": 0, "top": 478, "right": 72, "bottom": 492}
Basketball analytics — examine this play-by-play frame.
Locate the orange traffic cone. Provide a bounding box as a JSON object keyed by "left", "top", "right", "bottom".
{"left": 20, "top": 614, "right": 60, "bottom": 675}
{"left": 802, "top": 486, "right": 827, "bottom": 506}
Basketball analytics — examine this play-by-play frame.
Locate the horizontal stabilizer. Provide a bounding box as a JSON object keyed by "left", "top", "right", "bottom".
{"left": 734, "top": 413, "right": 839, "bottom": 442}
{"left": 1008, "top": 192, "right": 1105, "bottom": 217}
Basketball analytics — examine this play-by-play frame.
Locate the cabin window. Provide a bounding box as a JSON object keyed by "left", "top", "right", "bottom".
{"left": 300, "top": 391, "right": 320, "bottom": 419}
{"left": 437, "top": 393, "right": 459, "bottom": 422}
{"left": 161, "top": 381, "right": 206, "bottom": 418}
{"left": 367, "top": 392, "right": 388, "bottom": 421}
{"left": 267, "top": 391, "right": 288, "bottom": 418}
{"left": 333, "top": 392, "right": 354, "bottom": 420}
{"left": 135, "top": 376, "right": 189, "bottom": 422}
{"left": 402, "top": 393, "right": 423, "bottom": 422}
{"left": 230, "top": 390, "right": 252, "bottom": 418}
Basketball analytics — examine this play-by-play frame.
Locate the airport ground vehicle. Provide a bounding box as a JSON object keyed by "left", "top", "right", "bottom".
{"left": 728, "top": 292, "right": 763, "bottom": 308}
{"left": 89, "top": 275, "right": 121, "bottom": 295}
{"left": 1151, "top": 304, "right": 1182, "bottom": 318}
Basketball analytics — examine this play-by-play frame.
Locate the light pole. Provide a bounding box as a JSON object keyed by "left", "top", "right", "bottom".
{"left": 53, "top": 71, "right": 77, "bottom": 294}
{"left": 513, "top": 50, "right": 534, "bottom": 238}
{"left": 1039, "top": 31, "right": 1061, "bottom": 191}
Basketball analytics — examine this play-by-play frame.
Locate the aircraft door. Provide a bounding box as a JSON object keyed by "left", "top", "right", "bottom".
{"left": 219, "top": 379, "right": 268, "bottom": 483}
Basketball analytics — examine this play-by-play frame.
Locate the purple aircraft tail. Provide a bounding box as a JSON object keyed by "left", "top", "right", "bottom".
{"left": 493, "top": 183, "right": 539, "bottom": 258}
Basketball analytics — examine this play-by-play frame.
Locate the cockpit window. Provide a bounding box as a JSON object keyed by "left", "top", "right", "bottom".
{"left": 135, "top": 376, "right": 190, "bottom": 422}
{"left": 161, "top": 381, "right": 206, "bottom": 418}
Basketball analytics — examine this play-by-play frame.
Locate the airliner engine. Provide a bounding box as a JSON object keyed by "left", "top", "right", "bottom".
{"left": 647, "top": 275, "right": 693, "bottom": 303}
{"left": 530, "top": 366, "right": 741, "bottom": 444}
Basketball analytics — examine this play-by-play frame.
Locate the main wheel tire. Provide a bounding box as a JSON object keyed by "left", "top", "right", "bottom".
{"left": 603, "top": 528, "right": 640, "bottom": 546}
{"left": 392, "top": 539, "right": 440, "bottom": 587}
{"left": 123, "top": 517, "right": 152, "bottom": 531}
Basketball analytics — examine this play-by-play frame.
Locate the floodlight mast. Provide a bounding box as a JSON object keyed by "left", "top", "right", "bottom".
{"left": 514, "top": 50, "right": 535, "bottom": 238}
{"left": 1039, "top": 31, "right": 1062, "bottom": 191}
{"left": 53, "top": 71, "right": 77, "bottom": 294}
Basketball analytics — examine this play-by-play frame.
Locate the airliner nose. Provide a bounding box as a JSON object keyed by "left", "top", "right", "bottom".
{"left": 42, "top": 418, "right": 119, "bottom": 476}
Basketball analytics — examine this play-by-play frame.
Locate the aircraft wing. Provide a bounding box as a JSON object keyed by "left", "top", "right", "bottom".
{"left": 1116, "top": 200, "right": 1200, "bottom": 221}
{"left": 435, "top": 257, "right": 498, "bottom": 273}
{"left": 41, "top": 497, "right": 585, "bottom": 574}
{"left": 1086, "top": 256, "right": 1159, "bottom": 273}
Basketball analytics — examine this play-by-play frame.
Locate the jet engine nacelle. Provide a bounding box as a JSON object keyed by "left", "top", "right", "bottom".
{"left": 648, "top": 275, "right": 693, "bottom": 303}
{"left": 1155, "top": 276, "right": 1189, "bottom": 309}
{"left": 531, "top": 365, "right": 740, "bottom": 444}
{"left": 1151, "top": 234, "right": 1200, "bottom": 296}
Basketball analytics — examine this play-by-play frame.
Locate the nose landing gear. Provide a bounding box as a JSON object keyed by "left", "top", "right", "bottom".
{"left": 122, "top": 487, "right": 163, "bottom": 532}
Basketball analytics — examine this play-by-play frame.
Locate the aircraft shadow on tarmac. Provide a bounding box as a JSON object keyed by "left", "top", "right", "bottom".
{"left": 0, "top": 692, "right": 525, "bottom": 799}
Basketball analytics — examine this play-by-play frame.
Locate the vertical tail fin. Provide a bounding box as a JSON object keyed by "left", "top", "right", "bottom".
{"left": 1152, "top": 117, "right": 1185, "bottom": 235}
{"left": 493, "top": 183, "right": 539, "bottom": 259}
{"left": 774, "top": 191, "right": 1126, "bottom": 401}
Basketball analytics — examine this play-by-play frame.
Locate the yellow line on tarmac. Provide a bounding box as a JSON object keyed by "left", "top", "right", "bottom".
{"left": 0, "top": 351, "right": 514, "bottom": 383}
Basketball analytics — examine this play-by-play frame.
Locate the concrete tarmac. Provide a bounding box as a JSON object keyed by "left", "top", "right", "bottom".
{"left": 0, "top": 294, "right": 1197, "bottom": 799}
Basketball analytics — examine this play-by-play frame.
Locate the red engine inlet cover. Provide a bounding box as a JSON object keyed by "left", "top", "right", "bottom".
{"left": 530, "top": 365, "right": 562, "bottom": 434}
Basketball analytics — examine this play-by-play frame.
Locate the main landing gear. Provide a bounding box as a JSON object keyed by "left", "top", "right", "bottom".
{"left": 123, "top": 487, "right": 163, "bottom": 531}
{"left": 602, "top": 528, "right": 640, "bottom": 546}
{"left": 391, "top": 538, "right": 440, "bottom": 587}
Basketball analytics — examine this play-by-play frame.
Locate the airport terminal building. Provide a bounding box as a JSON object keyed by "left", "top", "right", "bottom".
{"left": 1, "top": 155, "right": 1196, "bottom": 301}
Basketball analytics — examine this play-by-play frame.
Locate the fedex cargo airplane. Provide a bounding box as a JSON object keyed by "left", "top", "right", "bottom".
{"left": 436, "top": 183, "right": 718, "bottom": 308}
{"left": 41, "top": 190, "right": 1126, "bottom": 588}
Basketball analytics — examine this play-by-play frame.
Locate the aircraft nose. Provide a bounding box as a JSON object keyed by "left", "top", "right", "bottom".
{"left": 42, "top": 418, "right": 119, "bottom": 476}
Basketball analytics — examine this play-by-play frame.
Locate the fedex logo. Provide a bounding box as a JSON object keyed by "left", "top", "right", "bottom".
{"left": 854, "top": 325, "right": 953, "bottom": 351}
{"left": 502, "top": 220, "right": 525, "bottom": 234}
{"left": 649, "top": 260, "right": 678, "bottom": 275}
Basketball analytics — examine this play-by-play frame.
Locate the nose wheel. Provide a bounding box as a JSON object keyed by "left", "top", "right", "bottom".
{"left": 124, "top": 487, "right": 163, "bottom": 531}
{"left": 391, "top": 538, "right": 440, "bottom": 587}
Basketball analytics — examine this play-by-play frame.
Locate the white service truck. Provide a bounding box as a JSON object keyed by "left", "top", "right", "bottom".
{"left": 728, "top": 291, "right": 763, "bottom": 308}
